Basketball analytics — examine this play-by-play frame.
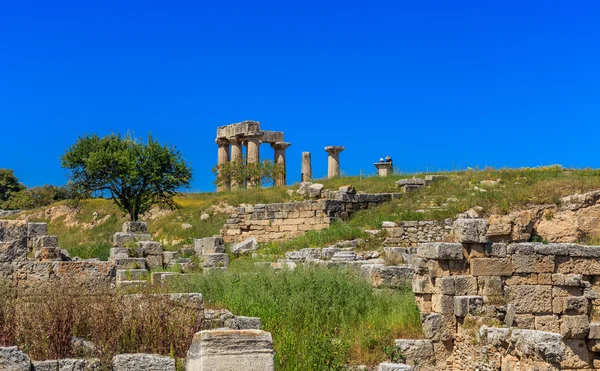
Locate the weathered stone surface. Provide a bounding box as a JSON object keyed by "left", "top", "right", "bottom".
{"left": 504, "top": 303, "right": 516, "bottom": 327}
{"left": 512, "top": 253, "right": 555, "bottom": 273}
{"left": 163, "top": 251, "right": 180, "bottom": 266}
{"left": 451, "top": 218, "right": 487, "bottom": 243}
{"left": 116, "top": 269, "right": 148, "bottom": 281}
{"left": 560, "top": 315, "right": 589, "bottom": 339}
{"left": 470, "top": 258, "right": 512, "bottom": 276}
{"left": 31, "top": 235, "right": 59, "bottom": 248}
{"left": 231, "top": 237, "right": 258, "bottom": 256}
{"left": 193, "top": 236, "right": 225, "bottom": 255}
{"left": 32, "top": 358, "right": 101, "bottom": 371}
{"left": 360, "top": 264, "right": 413, "bottom": 289}
{"left": 505, "top": 285, "right": 552, "bottom": 313}
{"left": 454, "top": 296, "right": 484, "bottom": 317}
{"left": 394, "top": 339, "right": 434, "bottom": 367}
{"left": 110, "top": 247, "right": 129, "bottom": 260}
{"left": 224, "top": 316, "right": 262, "bottom": 330}
{"left": 112, "top": 232, "right": 151, "bottom": 247}
{"left": 122, "top": 221, "right": 148, "bottom": 233}
{"left": 509, "top": 329, "right": 564, "bottom": 363}
{"left": 434, "top": 276, "right": 455, "bottom": 295}
{"left": 432, "top": 294, "right": 454, "bottom": 314}
{"left": 0, "top": 346, "right": 30, "bottom": 371}
{"left": 186, "top": 330, "right": 274, "bottom": 371}
{"left": 412, "top": 277, "right": 434, "bottom": 294}
{"left": 115, "top": 258, "right": 147, "bottom": 270}
{"left": 487, "top": 211, "right": 534, "bottom": 242}
{"left": 561, "top": 339, "right": 591, "bottom": 369}
{"left": 0, "top": 239, "right": 28, "bottom": 263}
{"left": 201, "top": 253, "right": 229, "bottom": 268}
{"left": 421, "top": 313, "right": 455, "bottom": 341}
{"left": 27, "top": 222, "right": 48, "bottom": 238}
{"left": 477, "top": 276, "right": 502, "bottom": 296}
{"left": 454, "top": 276, "right": 478, "bottom": 296}
{"left": 589, "top": 322, "right": 600, "bottom": 339}
{"left": 0, "top": 220, "right": 27, "bottom": 242}
{"left": 112, "top": 353, "right": 175, "bottom": 371}
{"left": 136, "top": 241, "right": 163, "bottom": 256}
{"left": 145, "top": 254, "right": 163, "bottom": 269}
{"left": 377, "top": 363, "right": 413, "bottom": 371}
{"left": 535, "top": 315, "right": 560, "bottom": 333}
{"left": 556, "top": 256, "right": 600, "bottom": 275}
{"left": 417, "top": 243, "right": 463, "bottom": 260}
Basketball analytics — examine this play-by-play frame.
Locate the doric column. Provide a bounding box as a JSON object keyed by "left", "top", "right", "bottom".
{"left": 216, "top": 138, "right": 231, "bottom": 192}
{"left": 301, "top": 152, "right": 312, "bottom": 182}
{"left": 324, "top": 146, "right": 345, "bottom": 179}
{"left": 271, "top": 142, "right": 291, "bottom": 187}
{"left": 246, "top": 136, "right": 261, "bottom": 188}
{"left": 229, "top": 137, "right": 244, "bottom": 190}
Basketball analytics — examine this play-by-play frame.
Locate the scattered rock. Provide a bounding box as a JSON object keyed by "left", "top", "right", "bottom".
{"left": 231, "top": 237, "right": 259, "bottom": 256}
{"left": 200, "top": 213, "right": 210, "bottom": 221}
{"left": 181, "top": 223, "right": 193, "bottom": 230}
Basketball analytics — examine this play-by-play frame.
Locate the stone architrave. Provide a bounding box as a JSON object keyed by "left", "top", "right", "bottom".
{"left": 324, "top": 146, "right": 345, "bottom": 179}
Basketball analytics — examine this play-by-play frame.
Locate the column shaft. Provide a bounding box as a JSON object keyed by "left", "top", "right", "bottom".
{"left": 246, "top": 137, "right": 261, "bottom": 188}
{"left": 301, "top": 152, "right": 312, "bottom": 182}
{"left": 216, "top": 139, "right": 231, "bottom": 192}
{"left": 230, "top": 138, "right": 243, "bottom": 190}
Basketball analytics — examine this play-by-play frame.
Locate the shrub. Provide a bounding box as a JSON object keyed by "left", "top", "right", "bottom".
{"left": 0, "top": 169, "right": 25, "bottom": 203}
{"left": 2, "top": 185, "right": 72, "bottom": 210}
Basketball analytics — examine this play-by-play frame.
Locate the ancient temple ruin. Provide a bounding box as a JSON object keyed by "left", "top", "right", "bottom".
{"left": 216, "top": 121, "right": 291, "bottom": 192}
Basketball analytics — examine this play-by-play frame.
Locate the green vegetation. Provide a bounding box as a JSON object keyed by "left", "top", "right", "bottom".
{"left": 62, "top": 133, "right": 193, "bottom": 221}
{"left": 0, "top": 169, "right": 25, "bottom": 203}
{"left": 169, "top": 263, "right": 421, "bottom": 370}
{"left": 213, "top": 157, "right": 284, "bottom": 189}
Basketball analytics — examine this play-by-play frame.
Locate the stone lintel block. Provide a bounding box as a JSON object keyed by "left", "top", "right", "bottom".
{"left": 115, "top": 258, "right": 147, "bottom": 270}
{"left": 122, "top": 221, "right": 148, "bottom": 233}
{"left": 454, "top": 296, "right": 484, "bottom": 317}
{"left": 417, "top": 243, "right": 463, "bottom": 260}
{"left": 186, "top": 330, "right": 274, "bottom": 371}
{"left": 113, "top": 232, "right": 151, "bottom": 247}
{"left": 470, "top": 258, "right": 512, "bottom": 276}
{"left": 116, "top": 269, "right": 148, "bottom": 281}
{"left": 31, "top": 235, "right": 59, "bottom": 248}
{"left": 451, "top": 218, "right": 488, "bottom": 243}
{"left": 27, "top": 222, "right": 48, "bottom": 238}
{"left": 137, "top": 241, "right": 163, "bottom": 256}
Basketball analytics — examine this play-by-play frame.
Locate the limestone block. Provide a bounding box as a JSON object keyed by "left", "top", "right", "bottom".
{"left": 360, "top": 264, "right": 413, "bottom": 289}
{"left": 110, "top": 247, "right": 129, "bottom": 260}
{"left": 470, "top": 258, "right": 512, "bottom": 276}
{"left": 557, "top": 256, "right": 600, "bottom": 275}
{"left": 31, "top": 235, "right": 59, "bottom": 248}
{"left": 0, "top": 239, "right": 28, "bottom": 263}
{"left": 186, "top": 330, "right": 274, "bottom": 371}
{"left": 479, "top": 326, "right": 510, "bottom": 347}
{"left": 145, "top": 254, "right": 163, "bottom": 269}
{"left": 224, "top": 316, "right": 262, "bottom": 330}
{"left": 27, "top": 222, "right": 48, "bottom": 238}
{"left": 417, "top": 243, "right": 463, "bottom": 260}
{"left": 122, "top": 221, "right": 148, "bottom": 233}
{"left": 201, "top": 253, "right": 229, "bottom": 268}
{"left": 477, "top": 276, "right": 502, "bottom": 296}
{"left": 115, "top": 258, "right": 147, "bottom": 270}
{"left": 512, "top": 253, "right": 555, "bottom": 273}
{"left": 421, "top": 313, "right": 455, "bottom": 341}
{"left": 0, "top": 346, "right": 30, "bottom": 371}
{"left": 454, "top": 276, "right": 478, "bottom": 296}
{"left": 116, "top": 269, "right": 148, "bottom": 281}
{"left": 504, "top": 304, "right": 516, "bottom": 327}
{"left": 454, "top": 296, "right": 484, "bottom": 317}
{"left": 434, "top": 276, "right": 455, "bottom": 295}
{"left": 509, "top": 329, "right": 565, "bottom": 363}
{"left": 486, "top": 243, "right": 507, "bottom": 257}
{"left": 552, "top": 273, "right": 584, "bottom": 286}
{"left": 112, "top": 353, "right": 175, "bottom": 371}
{"left": 432, "top": 294, "right": 454, "bottom": 314}
{"left": 393, "top": 339, "right": 434, "bottom": 367}
{"left": 231, "top": 237, "right": 258, "bottom": 256}
{"left": 561, "top": 339, "right": 591, "bottom": 369}
{"left": 451, "top": 218, "right": 488, "bottom": 243}
{"left": 589, "top": 323, "right": 600, "bottom": 339}
{"left": 534, "top": 315, "right": 560, "bottom": 333}
{"left": 505, "top": 285, "right": 552, "bottom": 313}
{"left": 513, "top": 314, "right": 535, "bottom": 329}
{"left": 137, "top": 241, "right": 163, "bottom": 256}
{"left": 331, "top": 251, "right": 357, "bottom": 262}
{"left": 37, "top": 247, "right": 61, "bottom": 261}
{"left": 412, "top": 277, "right": 434, "bottom": 294}
{"left": 193, "top": 236, "right": 225, "bottom": 255}
{"left": 151, "top": 272, "right": 181, "bottom": 284}
{"left": 396, "top": 178, "right": 426, "bottom": 186}
{"left": 0, "top": 220, "right": 27, "bottom": 242}
{"left": 377, "top": 363, "right": 413, "bottom": 371}
{"left": 32, "top": 358, "right": 101, "bottom": 371}
{"left": 112, "top": 232, "right": 151, "bottom": 247}
{"left": 163, "top": 251, "right": 181, "bottom": 266}
{"left": 560, "top": 315, "right": 589, "bottom": 338}
{"left": 563, "top": 296, "right": 589, "bottom": 315}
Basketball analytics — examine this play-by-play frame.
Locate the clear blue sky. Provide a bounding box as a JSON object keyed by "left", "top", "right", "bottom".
{"left": 2, "top": 1, "right": 599, "bottom": 192}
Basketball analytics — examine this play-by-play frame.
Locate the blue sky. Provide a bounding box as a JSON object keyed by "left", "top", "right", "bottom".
{"left": 1, "top": 1, "right": 599, "bottom": 192}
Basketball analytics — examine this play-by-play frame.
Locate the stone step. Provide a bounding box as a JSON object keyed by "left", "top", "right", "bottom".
{"left": 151, "top": 272, "right": 181, "bottom": 284}
{"left": 116, "top": 280, "right": 147, "bottom": 289}
{"left": 331, "top": 251, "right": 357, "bottom": 262}
{"left": 115, "top": 258, "right": 147, "bottom": 270}
{"left": 116, "top": 269, "right": 148, "bottom": 281}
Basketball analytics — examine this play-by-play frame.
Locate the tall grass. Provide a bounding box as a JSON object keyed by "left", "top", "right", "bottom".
{"left": 169, "top": 264, "right": 421, "bottom": 370}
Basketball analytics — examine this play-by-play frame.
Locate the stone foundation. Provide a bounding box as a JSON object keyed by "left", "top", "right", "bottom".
{"left": 382, "top": 220, "right": 453, "bottom": 246}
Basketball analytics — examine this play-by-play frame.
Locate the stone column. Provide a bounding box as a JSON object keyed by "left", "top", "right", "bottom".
{"left": 301, "top": 152, "right": 312, "bottom": 182}
{"left": 229, "top": 137, "right": 244, "bottom": 190}
{"left": 216, "top": 138, "right": 230, "bottom": 192}
{"left": 271, "top": 142, "right": 291, "bottom": 187}
{"left": 324, "top": 146, "right": 345, "bottom": 179}
{"left": 374, "top": 162, "right": 393, "bottom": 177}
{"left": 246, "top": 136, "right": 261, "bottom": 188}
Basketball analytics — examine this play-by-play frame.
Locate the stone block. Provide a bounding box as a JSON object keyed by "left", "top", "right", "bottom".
{"left": 513, "top": 314, "right": 535, "bottom": 329}
{"left": 534, "top": 315, "right": 560, "bottom": 333}
{"left": 557, "top": 257, "right": 600, "bottom": 275}
{"left": 552, "top": 273, "right": 584, "bottom": 286}
{"left": 434, "top": 276, "right": 455, "bottom": 295}
{"left": 470, "top": 258, "right": 512, "bottom": 276}
{"left": 115, "top": 258, "right": 147, "bottom": 270}
{"left": 32, "top": 358, "right": 101, "bottom": 371}
{"left": 377, "top": 363, "right": 413, "bottom": 371}
{"left": 145, "top": 254, "right": 163, "bottom": 269}
{"left": 560, "top": 315, "right": 589, "bottom": 339}
{"left": 0, "top": 239, "right": 28, "bottom": 263}
{"left": 231, "top": 237, "right": 258, "bottom": 256}
{"left": 186, "top": 330, "right": 274, "bottom": 371}
{"left": 136, "top": 241, "right": 163, "bottom": 256}
{"left": 112, "top": 232, "right": 151, "bottom": 247}
{"left": 122, "top": 221, "right": 148, "bottom": 233}
{"left": 563, "top": 296, "right": 589, "bottom": 315}
{"left": 505, "top": 285, "right": 552, "bottom": 314}
{"left": 193, "top": 236, "right": 225, "bottom": 255}
{"left": 432, "top": 294, "right": 454, "bottom": 314}
{"left": 512, "top": 253, "right": 555, "bottom": 273}
{"left": 589, "top": 323, "right": 600, "bottom": 339}
{"left": 116, "top": 269, "right": 148, "bottom": 281}
{"left": 454, "top": 276, "right": 478, "bottom": 296}
{"left": 454, "top": 296, "right": 484, "bottom": 317}
{"left": 393, "top": 339, "right": 434, "bottom": 367}
{"left": 451, "top": 218, "right": 487, "bottom": 243}
{"left": 509, "top": 329, "right": 564, "bottom": 363}
{"left": 417, "top": 243, "right": 463, "bottom": 260}
{"left": 421, "top": 313, "right": 455, "bottom": 341}
{"left": 477, "top": 276, "right": 502, "bottom": 296}
{"left": 0, "top": 346, "right": 30, "bottom": 371}
{"left": 112, "top": 353, "right": 175, "bottom": 371}
{"left": 110, "top": 247, "right": 129, "bottom": 260}
{"left": 0, "top": 220, "right": 27, "bottom": 242}
{"left": 504, "top": 304, "right": 516, "bottom": 327}
{"left": 360, "top": 264, "right": 413, "bottom": 289}
{"left": 562, "top": 339, "right": 591, "bottom": 369}
{"left": 224, "top": 316, "right": 262, "bottom": 330}
{"left": 151, "top": 271, "right": 181, "bottom": 284}
{"left": 163, "top": 251, "right": 181, "bottom": 266}
{"left": 201, "top": 253, "right": 229, "bottom": 268}
{"left": 412, "top": 277, "right": 434, "bottom": 294}
{"left": 31, "top": 235, "right": 58, "bottom": 248}
{"left": 37, "top": 247, "right": 61, "bottom": 261}
{"left": 27, "top": 222, "right": 47, "bottom": 238}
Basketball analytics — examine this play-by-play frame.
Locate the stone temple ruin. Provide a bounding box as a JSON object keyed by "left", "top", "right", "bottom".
{"left": 216, "top": 120, "right": 290, "bottom": 191}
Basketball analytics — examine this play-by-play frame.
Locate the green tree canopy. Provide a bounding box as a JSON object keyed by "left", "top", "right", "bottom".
{"left": 62, "top": 133, "right": 192, "bottom": 221}
{"left": 0, "top": 169, "right": 25, "bottom": 203}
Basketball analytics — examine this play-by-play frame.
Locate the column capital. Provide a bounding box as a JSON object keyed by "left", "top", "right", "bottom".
{"left": 271, "top": 141, "right": 291, "bottom": 150}
{"left": 324, "top": 146, "right": 345, "bottom": 154}
{"left": 216, "top": 138, "right": 230, "bottom": 146}
{"left": 228, "top": 135, "right": 245, "bottom": 144}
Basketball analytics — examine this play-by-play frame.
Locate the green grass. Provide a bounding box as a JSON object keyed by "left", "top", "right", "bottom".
{"left": 168, "top": 262, "right": 421, "bottom": 370}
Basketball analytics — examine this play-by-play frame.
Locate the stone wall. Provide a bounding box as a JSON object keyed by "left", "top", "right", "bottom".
{"left": 222, "top": 192, "right": 400, "bottom": 243}
{"left": 382, "top": 220, "right": 453, "bottom": 246}
{"left": 402, "top": 218, "right": 600, "bottom": 370}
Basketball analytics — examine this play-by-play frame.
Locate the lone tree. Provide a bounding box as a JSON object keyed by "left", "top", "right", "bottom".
{"left": 0, "top": 169, "right": 25, "bottom": 203}
{"left": 62, "top": 133, "right": 192, "bottom": 221}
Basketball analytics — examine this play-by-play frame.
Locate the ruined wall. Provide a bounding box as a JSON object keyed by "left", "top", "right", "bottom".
{"left": 222, "top": 192, "right": 399, "bottom": 243}
{"left": 382, "top": 219, "right": 453, "bottom": 246}
{"left": 403, "top": 218, "right": 600, "bottom": 370}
